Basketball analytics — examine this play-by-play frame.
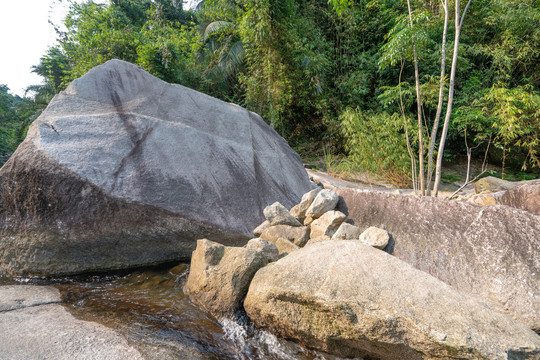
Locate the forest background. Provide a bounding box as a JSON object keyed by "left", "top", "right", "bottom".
{"left": 1, "top": 0, "right": 538, "bottom": 191}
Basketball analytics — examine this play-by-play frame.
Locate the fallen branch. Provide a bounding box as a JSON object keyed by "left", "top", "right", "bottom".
{"left": 447, "top": 169, "right": 488, "bottom": 200}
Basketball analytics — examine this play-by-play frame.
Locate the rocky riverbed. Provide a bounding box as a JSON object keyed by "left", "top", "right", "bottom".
{"left": 0, "top": 268, "right": 343, "bottom": 360}
{"left": 1, "top": 59, "right": 539, "bottom": 359}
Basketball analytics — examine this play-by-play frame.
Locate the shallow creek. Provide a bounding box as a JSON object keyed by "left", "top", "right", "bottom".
{"left": 6, "top": 263, "right": 343, "bottom": 360}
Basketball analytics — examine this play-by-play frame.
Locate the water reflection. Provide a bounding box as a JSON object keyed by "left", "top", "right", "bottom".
{"left": 46, "top": 264, "right": 337, "bottom": 360}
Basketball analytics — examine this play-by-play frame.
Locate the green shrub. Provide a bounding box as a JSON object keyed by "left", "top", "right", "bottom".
{"left": 340, "top": 108, "right": 412, "bottom": 187}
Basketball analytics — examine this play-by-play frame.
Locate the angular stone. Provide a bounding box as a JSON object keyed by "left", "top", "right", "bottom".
{"left": 331, "top": 222, "right": 362, "bottom": 240}
{"left": 500, "top": 180, "right": 540, "bottom": 214}
{"left": 253, "top": 220, "right": 270, "bottom": 237}
{"left": 184, "top": 239, "right": 270, "bottom": 317}
{"left": 244, "top": 241, "right": 540, "bottom": 359}
{"left": 305, "top": 235, "right": 331, "bottom": 246}
{"left": 0, "top": 59, "right": 311, "bottom": 277}
{"left": 336, "top": 188, "right": 540, "bottom": 332}
{"left": 359, "top": 226, "right": 390, "bottom": 249}
{"left": 273, "top": 237, "right": 299, "bottom": 257}
{"left": 466, "top": 193, "right": 498, "bottom": 206}
{"left": 290, "top": 188, "right": 322, "bottom": 223}
{"left": 259, "top": 225, "right": 310, "bottom": 247}
{"left": 263, "top": 202, "right": 302, "bottom": 227}
{"left": 0, "top": 286, "right": 143, "bottom": 360}
{"left": 309, "top": 211, "right": 346, "bottom": 239}
{"left": 245, "top": 238, "right": 279, "bottom": 263}
{"left": 304, "top": 189, "right": 339, "bottom": 225}
{"left": 474, "top": 176, "right": 519, "bottom": 193}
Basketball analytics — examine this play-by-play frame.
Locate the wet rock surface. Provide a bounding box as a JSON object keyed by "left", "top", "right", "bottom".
{"left": 0, "top": 285, "right": 143, "bottom": 360}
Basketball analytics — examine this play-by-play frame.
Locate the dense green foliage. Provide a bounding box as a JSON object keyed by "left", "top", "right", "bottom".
{"left": 0, "top": 86, "right": 44, "bottom": 164}
{"left": 2, "top": 0, "right": 539, "bottom": 184}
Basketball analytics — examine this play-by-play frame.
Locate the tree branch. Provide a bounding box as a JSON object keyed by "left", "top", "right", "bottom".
{"left": 460, "top": 0, "right": 472, "bottom": 28}
{"left": 448, "top": 168, "right": 487, "bottom": 200}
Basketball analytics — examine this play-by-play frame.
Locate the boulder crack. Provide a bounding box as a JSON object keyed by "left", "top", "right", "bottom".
{"left": 111, "top": 125, "right": 154, "bottom": 192}
{"left": 0, "top": 300, "right": 62, "bottom": 313}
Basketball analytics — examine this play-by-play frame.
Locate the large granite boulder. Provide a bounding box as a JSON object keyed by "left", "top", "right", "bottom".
{"left": 0, "top": 285, "right": 143, "bottom": 359}
{"left": 474, "top": 176, "right": 519, "bottom": 193}
{"left": 184, "top": 239, "right": 271, "bottom": 317}
{"left": 0, "top": 59, "right": 311, "bottom": 276}
{"left": 499, "top": 180, "right": 540, "bottom": 214}
{"left": 244, "top": 241, "right": 540, "bottom": 359}
{"left": 336, "top": 188, "right": 540, "bottom": 332}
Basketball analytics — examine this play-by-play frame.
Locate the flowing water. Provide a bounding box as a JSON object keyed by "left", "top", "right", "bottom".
{"left": 7, "top": 263, "right": 344, "bottom": 360}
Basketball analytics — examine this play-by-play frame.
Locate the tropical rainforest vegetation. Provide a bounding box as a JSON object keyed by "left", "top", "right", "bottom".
{"left": 1, "top": 0, "right": 539, "bottom": 190}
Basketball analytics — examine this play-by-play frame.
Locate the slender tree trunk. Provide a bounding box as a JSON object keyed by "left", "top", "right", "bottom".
{"left": 433, "top": 0, "right": 472, "bottom": 197}
{"left": 399, "top": 60, "right": 418, "bottom": 193}
{"left": 426, "top": 0, "right": 448, "bottom": 195}
{"left": 407, "top": 0, "right": 425, "bottom": 195}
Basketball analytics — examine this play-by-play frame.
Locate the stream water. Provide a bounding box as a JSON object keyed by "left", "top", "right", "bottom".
{"left": 7, "top": 263, "right": 345, "bottom": 360}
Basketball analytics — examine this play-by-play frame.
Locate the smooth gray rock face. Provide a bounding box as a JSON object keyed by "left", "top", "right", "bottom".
{"left": 0, "top": 59, "right": 311, "bottom": 276}
{"left": 0, "top": 285, "right": 142, "bottom": 360}
{"left": 336, "top": 188, "right": 540, "bottom": 333}
{"left": 244, "top": 241, "right": 540, "bottom": 360}
{"left": 0, "top": 285, "right": 61, "bottom": 311}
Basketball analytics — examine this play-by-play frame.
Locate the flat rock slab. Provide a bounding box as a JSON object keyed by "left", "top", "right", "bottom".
{"left": 0, "top": 59, "right": 311, "bottom": 276}
{"left": 0, "top": 285, "right": 60, "bottom": 311}
{"left": 336, "top": 188, "right": 540, "bottom": 332}
{"left": 306, "top": 169, "right": 392, "bottom": 192}
{"left": 0, "top": 285, "right": 143, "bottom": 360}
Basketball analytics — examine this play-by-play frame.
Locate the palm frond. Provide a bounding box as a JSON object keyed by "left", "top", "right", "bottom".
{"left": 203, "top": 21, "right": 234, "bottom": 42}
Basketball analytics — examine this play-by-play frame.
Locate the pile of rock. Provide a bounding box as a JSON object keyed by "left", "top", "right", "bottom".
{"left": 185, "top": 185, "right": 540, "bottom": 359}
{"left": 254, "top": 188, "right": 391, "bottom": 256}
{"left": 184, "top": 188, "right": 391, "bottom": 318}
